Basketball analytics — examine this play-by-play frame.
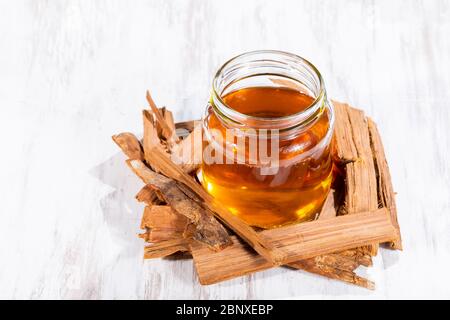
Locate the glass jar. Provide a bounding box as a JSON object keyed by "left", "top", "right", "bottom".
{"left": 201, "top": 50, "right": 334, "bottom": 229}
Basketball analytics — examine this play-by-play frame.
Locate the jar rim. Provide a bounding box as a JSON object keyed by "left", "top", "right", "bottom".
{"left": 211, "top": 50, "right": 326, "bottom": 129}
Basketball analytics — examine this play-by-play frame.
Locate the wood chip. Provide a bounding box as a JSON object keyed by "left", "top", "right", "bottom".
{"left": 143, "top": 190, "right": 373, "bottom": 287}
{"left": 175, "top": 120, "right": 198, "bottom": 133}
{"left": 140, "top": 205, "right": 193, "bottom": 242}
{"left": 112, "top": 132, "right": 144, "bottom": 160}
{"left": 191, "top": 208, "right": 397, "bottom": 285}
{"left": 145, "top": 91, "right": 179, "bottom": 147}
{"left": 142, "top": 109, "right": 166, "bottom": 171}
{"left": 316, "top": 190, "right": 336, "bottom": 220}
{"left": 136, "top": 185, "right": 165, "bottom": 205}
{"left": 332, "top": 102, "right": 358, "bottom": 164}
{"left": 368, "top": 118, "right": 402, "bottom": 250}
{"left": 255, "top": 208, "right": 395, "bottom": 263}
{"left": 294, "top": 190, "right": 372, "bottom": 280}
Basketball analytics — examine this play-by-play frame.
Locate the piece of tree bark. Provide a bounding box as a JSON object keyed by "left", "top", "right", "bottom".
{"left": 140, "top": 205, "right": 193, "bottom": 242}
{"left": 329, "top": 249, "right": 372, "bottom": 267}
{"left": 191, "top": 208, "right": 397, "bottom": 285}
{"left": 257, "top": 208, "right": 395, "bottom": 263}
{"left": 145, "top": 90, "right": 179, "bottom": 147}
{"left": 162, "top": 108, "right": 176, "bottom": 137}
{"left": 127, "top": 159, "right": 231, "bottom": 251}
{"left": 137, "top": 136, "right": 282, "bottom": 264}
{"left": 136, "top": 185, "right": 165, "bottom": 205}
{"left": 142, "top": 109, "right": 168, "bottom": 174}
{"left": 332, "top": 103, "right": 358, "bottom": 164}
{"left": 141, "top": 191, "right": 373, "bottom": 287}
{"left": 333, "top": 101, "right": 380, "bottom": 256}
{"left": 367, "top": 118, "right": 402, "bottom": 250}
{"left": 113, "top": 100, "right": 401, "bottom": 289}
{"left": 316, "top": 190, "right": 336, "bottom": 220}
{"left": 143, "top": 109, "right": 198, "bottom": 174}
{"left": 294, "top": 190, "right": 372, "bottom": 274}
{"left": 112, "top": 132, "right": 144, "bottom": 161}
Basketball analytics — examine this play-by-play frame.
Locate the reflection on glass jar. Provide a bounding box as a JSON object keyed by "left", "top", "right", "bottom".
{"left": 201, "top": 50, "right": 334, "bottom": 229}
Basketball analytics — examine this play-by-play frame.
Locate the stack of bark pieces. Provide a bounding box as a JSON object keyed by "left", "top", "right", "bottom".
{"left": 112, "top": 91, "right": 402, "bottom": 290}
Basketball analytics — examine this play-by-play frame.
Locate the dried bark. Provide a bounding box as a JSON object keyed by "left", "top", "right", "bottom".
{"left": 144, "top": 238, "right": 190, "bottom": 259}
{"left": 333, "top": 101, "right": 380, "bottom": 256}
{"left": 112, "top": 95, "right": 402, "bottom": 289}
{"left": 175, "top": 120, "right": 198, "bottom": 133}
{"left": 190, "top": 208, "right": 397, "bottom": 286}
{"left": 145, "top": 90, "right": 179, "bottom": 147}
{"left": 316, "top": 190, "right": 336, "bottom": 220}
{"left": 127, "top": 159, "right": 231, "bottom": 251}
{"left": 171, "top": 124, "right": 202, "bottom": 174}
{"left": 368, "top": 118, "right": 403, "bottom": 250}
{"left": 112, "top": 132, "right": 144, "bottom": 160}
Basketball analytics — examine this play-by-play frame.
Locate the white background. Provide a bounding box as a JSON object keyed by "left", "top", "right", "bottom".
{"left": 1, "top": 0, "right": 449, "bottom": 299}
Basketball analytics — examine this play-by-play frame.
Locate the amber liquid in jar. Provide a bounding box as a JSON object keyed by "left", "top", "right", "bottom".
{"left": 202, "top": 86, "right": 333, "bottom": 229}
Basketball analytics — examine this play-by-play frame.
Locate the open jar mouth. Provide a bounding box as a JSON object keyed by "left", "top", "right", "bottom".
{"left": 211, "top": 50, "right": 329, "bottom": 132}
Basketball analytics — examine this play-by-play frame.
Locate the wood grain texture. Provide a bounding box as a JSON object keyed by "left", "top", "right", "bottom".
{"left": 334, "top": 102, "right": 380, "bottom": 256}
{"left": 191, "top": 208, "right": 397, "bottom": 285}
{"left": 1, "top": 0, "right": 450, "bottom": 299}
{"left": 367, "top": 118, "right": 403, "bottom": 249}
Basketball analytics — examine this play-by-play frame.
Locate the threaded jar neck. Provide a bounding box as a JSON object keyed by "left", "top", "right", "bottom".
{"left": 211, "top": 50, "right": 329, "bottom": 135}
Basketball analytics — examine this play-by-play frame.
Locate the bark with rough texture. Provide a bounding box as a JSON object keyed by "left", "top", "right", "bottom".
{"left": 368, "top": 118, "right": 403, "bottom": 250}
{"left": 136, "top": 185, "right": 165, "bottom": 205}
{"left": 191, "top": 208, "right": 397, "bottom": 284}
{"left": 112, "top": 132, "right": 144, "bottom": 161}
{"left": 127, "top": 159, "right": 231, "bottom": 251}
{"left": 145, "top": 90, "right": 179, "bottom": 148}
{"left": 333, "top": 101, "right": 380, "bottom": 256}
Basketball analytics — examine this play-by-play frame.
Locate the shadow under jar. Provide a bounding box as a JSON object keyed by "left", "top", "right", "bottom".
{"left": 201, "top": 50, "right": 335, "bottom": 229}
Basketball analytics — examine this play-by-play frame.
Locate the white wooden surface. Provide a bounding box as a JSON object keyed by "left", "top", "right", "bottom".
{"left": 1, "top": 0, "right": 449, "bottom": 299}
